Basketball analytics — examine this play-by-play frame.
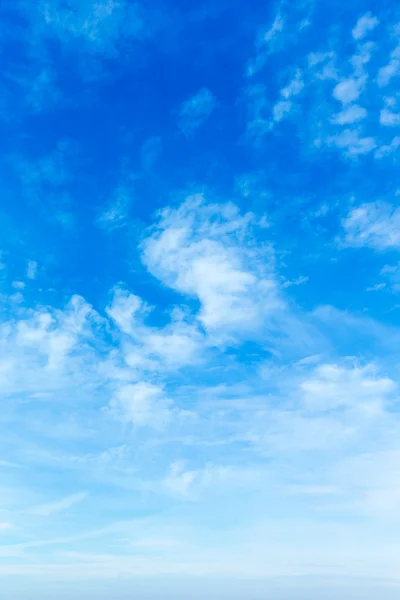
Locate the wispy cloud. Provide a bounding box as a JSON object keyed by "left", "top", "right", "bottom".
{"left": 97, "top": 185, "right": 133, "bottom": 231}
{"left": 341, "top": 202, "right": 400, "bottom": 250}
{"left": 27, "top": 492, "right": 88, "bottom": 517}
{"left": 178, "top": 89, "right": 216, "bottom": 134}
{"left": 26, "top": 260, "right": 38, "bottom": 280}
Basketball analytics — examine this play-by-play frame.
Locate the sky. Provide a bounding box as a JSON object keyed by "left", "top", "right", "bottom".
{"left": 1, "top": 0, "right": 400, "bottom": 598}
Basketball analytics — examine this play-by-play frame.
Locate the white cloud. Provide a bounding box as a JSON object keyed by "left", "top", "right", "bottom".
{"left": 162, "top": 461, "right": 260, "bottom": 500}
{"left": 377, "top": 38, "right": 400, "bottom": 87}
{"left": 0, "top": 294, "right": 102, "bottom": 397}
{"left": 352, "top": 13, "right": 379, "bottom": 41}
{"left": 178, "top": 88, "right": 216, "bottom": 134}
{"left": 300, "top": 363, "right": 395, "bottom": 413}
{"left": 328, "top": 128, "right": 376, "bottom": 157}
{"left": 331, "top": 104, "right": 367, "bottom": 125}
{"left": 26, "top": 260, "right": 38, "bottom": 280}
{"left": 282, "top": 276, "right": 308, "bottom": 288}
{"left": 380, "top": 108, "right": 400, "bottom": 126}
{"left": 106, "top": 287, "right": 145, "bottom": 335}
{"left": 27, "top": 492, "right": 88, "bottom": 516}
{"left": 375, "top": 136, "right": 400, "bottom": 158}
{"left": 108, "top": 382, "right": 174, "bottom": 429}
{"left": 106, "top": 286, "right": 204, "bottom": 368}
{"left": 367, "top": 283, "right": 387, "bottom": 292}
{"left": 270, "top": 70, "right": 304, "bottom": 126}
{"left": 281, "top": 70, "right": 304, "bottom": 99}
{"left": 272, "top": 100, "right": 292, "bottom": 123}
{"left": 333, "top": 77, "right": 366, "bottom": 104}
{"left": 262, "top": 14, "right": 284, "bottom": 44}
{"left": 12, "top": 281, "right": 25, "bottom": 290}
{"left": 140, "top": 195, "right": 281, "bottom": 338}
{"left": 342, "top": 202, "right": 400, "bottom": 249}
{"left": 246, "top": 14, "right": 284, "bottom": 76}
{"left": 307, "top": 52, "right": 338, "bottom": 81}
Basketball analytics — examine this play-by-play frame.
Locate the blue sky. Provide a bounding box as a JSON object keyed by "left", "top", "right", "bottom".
{"left": 1, "top": 0, "right": 400, "bottom": 597}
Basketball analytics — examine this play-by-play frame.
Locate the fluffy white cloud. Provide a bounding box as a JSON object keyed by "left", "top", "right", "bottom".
{"left": 141, "top": 194, "right": 281, "bottom": 338}
{"left": 0, "top": 295, "right": 102, "bottom": 397}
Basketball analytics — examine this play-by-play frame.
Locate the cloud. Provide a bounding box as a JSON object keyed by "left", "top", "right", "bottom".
{"left": 162, "top": 461, "right": 261, "bottom": 500}
{"left": 331, "top": 104, "right": 367, "bottom": 125}
{"left": 27, "top": 492, "right": 88, "bottom": 516}
{"left": 97, "top": 185, "right": 132, "bottom": 231}
{"left": 377, "top": 31, "right": 400, "bottom": 87}
{"left": 342, "top": 202, "right": 400, "bottom": 250}
{"left": 36, "top": 0, "right": 146, "bottom": 55}
{"left": 26, "top": 261, "right": 38, "bottom": 280}
{"left": 282, "top": 276, "right": 308, "bottom": 288}
{"left": 105, "top": 286, "right": 204, "bottom": 368}
{"left": 375, "top": 135, "right": 400, "bottom": 158}
{"left": 300, "top": 363, "right": 395, "bottom": 413}
{"left": 333, "top": 76, "right": 366, "bottom": 104}
{"left": 178, "top": 88, "right": 216, "bottom": 134}
{"left": 140, "top": 194, "right": 281, "bottom": 338}
{"left": 246, "top": 14, "right": 284, "bottom": 76}
{"left": 269, "top": 70, "right": 304, "bottom": 127}
{"left": 380, "top": 108, "right": 400, "bottom": 126}
{"left": 328, "top": 128, "right": 376, "bottom": 157}
{"left": 108, "top": 382, "right": 175, "bottom": 429}
{"left": 0, "top": 294, "right": 102, "bottom": 398}
{"left": 243, "top": 9, "right": 400, "bottom": 161}
{"left": 352, "top": 13, "right": 379, "bottom": 41}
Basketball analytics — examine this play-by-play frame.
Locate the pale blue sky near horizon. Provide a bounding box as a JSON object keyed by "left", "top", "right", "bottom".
{"left": 1, "top": 0, "right": 400, "bottom": 597}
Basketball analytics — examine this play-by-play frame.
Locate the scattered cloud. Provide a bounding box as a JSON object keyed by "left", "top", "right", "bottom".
{"left": 26, "top": 261, "right": 38, "bottom": 280}
{"left": 352, "top": 13, "right": 379, "bottom": 41}
{"left": 35, "top": 0, "right": 146, "bottom": 56}
{"left": 178, "top": 88, "right": 216, "bottom": 134}
{"left": 97, "top": 185, "right": 132, "bottom": 231}
{"left": 380, "top": 107, "right": 400, "bottom": 126}
{"left": 331, "top": 104, "right": 367, "bottom": 125}
{"left": 342, "top": 202, "right": 400, "bottom": 250}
